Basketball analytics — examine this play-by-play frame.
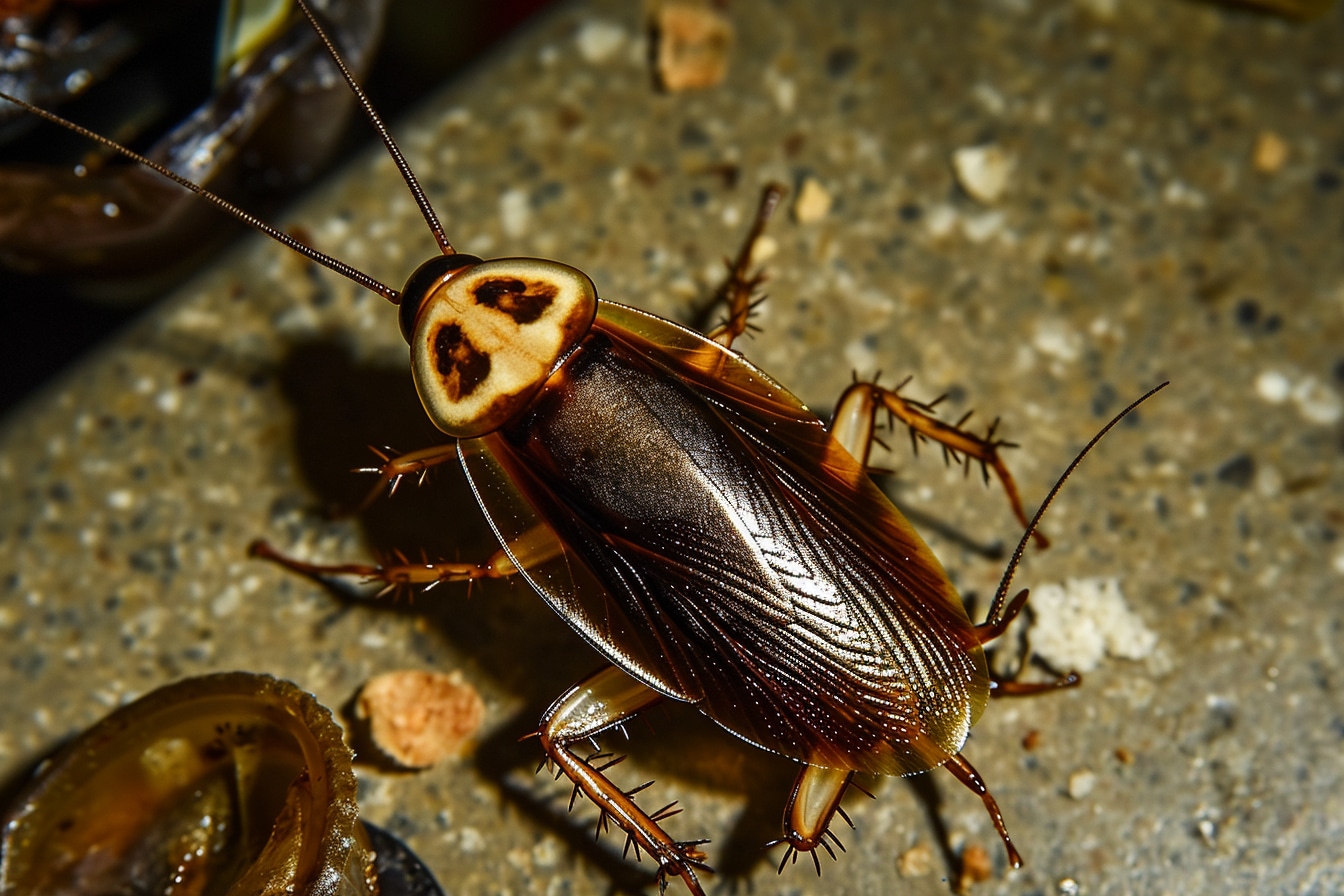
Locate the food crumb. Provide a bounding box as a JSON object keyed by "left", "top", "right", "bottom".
{"left": 356, "top": 669, "right": 485, "bottom": 768}
{"left": 1027, "top": 577, "right": 1156, "bottom": 672}
{"left": 653, "top": 2, "right": 733, "bottom": 92}
{"left": 956, "top": 843, "right": 993, "bottom": 891}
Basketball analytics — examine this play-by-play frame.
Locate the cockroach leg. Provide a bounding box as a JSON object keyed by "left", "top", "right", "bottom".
{"left": 249, "top": 518, "right": 569, "bottom": 599}
{"left": 942, "top": 752, "right": 1023, "bottom": 869}
{"left": 538, "top": 666, "right": 711, "bottom": 895}
{"left": 830, "top": 381, "right": 1047, "bottom": 548}
{"left": 974, "top": 587, "right": 1030, "bottom": 643}
{"left": 705, "top": 183, "right": 787, "bottom": 349}
{"left": 350, "top": 442, "right": 461, "bottom": 513}
{"left": 767, "top": 763, "right": 855, "bottom": 872}
{"left": 247, "top": 538, "right": 519, "bottom": 599}
{"left": 978, "top": 583, "right": 1083, "bottom": 694}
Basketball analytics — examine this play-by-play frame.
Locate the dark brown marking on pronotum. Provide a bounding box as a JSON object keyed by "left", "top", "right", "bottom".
{"left": 473, "top": 277, "right": 559, "bottom": 324}
{"left": 432, "top": 323, "right": 491, "bottom": 399}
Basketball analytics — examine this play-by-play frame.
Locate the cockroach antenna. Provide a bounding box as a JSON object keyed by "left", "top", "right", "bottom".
{"left": 290, "top": 0, "right": 454, "bottom": 258}
{"left": 0, "top": 88, "right": 404, "bottom": 304}
{"left": 984, "top": 380, "right": 1169, "bottom": 628}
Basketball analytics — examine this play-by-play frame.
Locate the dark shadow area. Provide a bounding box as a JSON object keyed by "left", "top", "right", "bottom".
{"left": 908, "top": 771, "right": 959, "bottom": 880}
{"left": 0, "top": 0, "right": 558, "bottom": 419}
{"left": 893, "top": 496, "right": 1009, "bottom": 561}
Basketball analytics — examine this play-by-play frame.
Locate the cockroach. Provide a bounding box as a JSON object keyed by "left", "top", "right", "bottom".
{"left": 1, "top": 3, "right": 1165, "bottom": 892}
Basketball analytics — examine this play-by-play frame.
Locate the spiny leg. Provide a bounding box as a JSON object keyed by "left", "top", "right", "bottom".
{"left": 977, "top": 587, "right": 1082, "bottom": 694}
{"left": 705, "top": 182, "right": 787, "bottom": 349}
{"left": 248, "top": 519, "right": 567, "bottom": 599}
{"left": 943, "top": 752, "right": 1023, "bottom": 869}
{"left": 539, "top": 666, "right": 711, "bottom": 895}
{"left": 347, "top": 442, "right": 461, "bottom": 514}
{"left": 767, "top": 763, "right": 859, "bottom": 877}
{"left": 248, "top": 539, "right": 518, "bottom": 598}
{"left": 830, "top": 379, "right": 1047, "bottom": 548}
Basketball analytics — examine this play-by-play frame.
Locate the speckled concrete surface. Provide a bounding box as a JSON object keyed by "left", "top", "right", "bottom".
{"left": 2, "top": 1, "right": 1342, "bottom": 894}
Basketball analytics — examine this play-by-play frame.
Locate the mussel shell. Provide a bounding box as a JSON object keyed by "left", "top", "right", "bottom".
{"left": 0, "top": 672, "right": 375, "bottom": 896}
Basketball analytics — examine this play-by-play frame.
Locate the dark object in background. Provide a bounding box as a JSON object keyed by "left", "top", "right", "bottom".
{"left": 0, "top": 0, "right": 389, "bottom": 288}
{"left": 0, "top": 0, "right": 553, "bottom": 415}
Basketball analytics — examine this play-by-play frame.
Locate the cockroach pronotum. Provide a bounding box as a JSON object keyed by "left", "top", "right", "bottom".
{"left": 0, "top": 3, "right": 1165, "bottom": 892}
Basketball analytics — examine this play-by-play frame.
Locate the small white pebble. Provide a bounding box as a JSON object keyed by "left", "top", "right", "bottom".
{"left": 793, "top": 177, "right": 832, "bottom": 223}
{"left": 1332, "top": 551, "right": 1344, "bottom": 575}
{"left": 972, "top": 82, "right": 1007, "bottom": 115}
{"left": 1162, "top": 179, "right": 1206, "bottom": 208}
{"left": 574, "top": 21, "right": 626, "bottom": 63}
{"left": 1291, "top": 376, "right": 1342, "bottom": 425}
{"left": 458, "top": 826, "right": 485, "bottom": 854}
{"left": 962, "top": 210, "right": 1005, "bottom": 243}
{"left": 211, "top": 587, "right": 241, "bottom": 619}
{"left": 1068, "top": 769, "right": 1097, "bottom": 799}
{"left": 1254, "top": 370, "right": 1291, "bottom": 403}
{"left": 155, "top": 391, "right": 180, "bottom": 414}
{"left": 106, "top": 489, "right": 134, "bottom": 510}
{"left": 925, "top": 203, "right": 958, "bottom": 238}
{"left": 951, "top": 144, "right": 1014, "bottom": 203}
{"left": 1032, "top": 318, "right": 1082, "bottom": 363}
{"left": 499, "top": 188, "right": 530, "bottom": 239}
{"left": 749, "top": 233, "right": 778, "bottom": 267}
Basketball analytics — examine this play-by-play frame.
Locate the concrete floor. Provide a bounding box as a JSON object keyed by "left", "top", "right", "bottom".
{"left": 2, "top": 1, "right": 1341, "bottom": 894}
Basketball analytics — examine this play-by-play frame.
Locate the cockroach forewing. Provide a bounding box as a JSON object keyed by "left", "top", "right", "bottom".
{"left": 461, "top": 301, "right": 991, "bottom": 777}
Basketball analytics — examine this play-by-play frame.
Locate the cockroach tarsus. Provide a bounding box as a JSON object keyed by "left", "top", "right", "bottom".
{"left": 1, "top": 2, "right": 1168, "bottom": 893}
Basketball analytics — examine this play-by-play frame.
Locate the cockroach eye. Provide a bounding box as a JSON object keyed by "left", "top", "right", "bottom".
{"left": 397, "top": 253, "right": 483, "bottom": 343}
{"left": 408, "top": 257, "right": 597, "bottom": 438}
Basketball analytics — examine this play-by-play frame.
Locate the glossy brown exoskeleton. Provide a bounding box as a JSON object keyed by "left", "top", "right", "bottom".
{"left": 1, "top": 3, "right": 1163, "bottom": 892}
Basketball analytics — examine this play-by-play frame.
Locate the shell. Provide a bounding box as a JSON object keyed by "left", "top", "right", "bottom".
{"left": 0, "top": 673, "right": 375, "bottom": 896}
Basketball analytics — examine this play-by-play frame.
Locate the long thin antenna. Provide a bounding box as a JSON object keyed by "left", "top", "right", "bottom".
{"left": 294, "top": 0, "right": 455, "bottom": 256}
{"left": 985, "top": 381, "right": 1169, "bottom": 624}
{"left": 0, "top": 89, "right": 402, "bottom": 303}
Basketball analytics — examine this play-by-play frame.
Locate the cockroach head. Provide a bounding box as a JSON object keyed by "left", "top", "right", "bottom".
{"left": 401, "top": 256, "right": 598, "bottom": 438}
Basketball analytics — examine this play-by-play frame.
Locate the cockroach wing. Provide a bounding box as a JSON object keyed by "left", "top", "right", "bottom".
{"left": 460, "top": 302, "right": 991, "bottom": 776}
